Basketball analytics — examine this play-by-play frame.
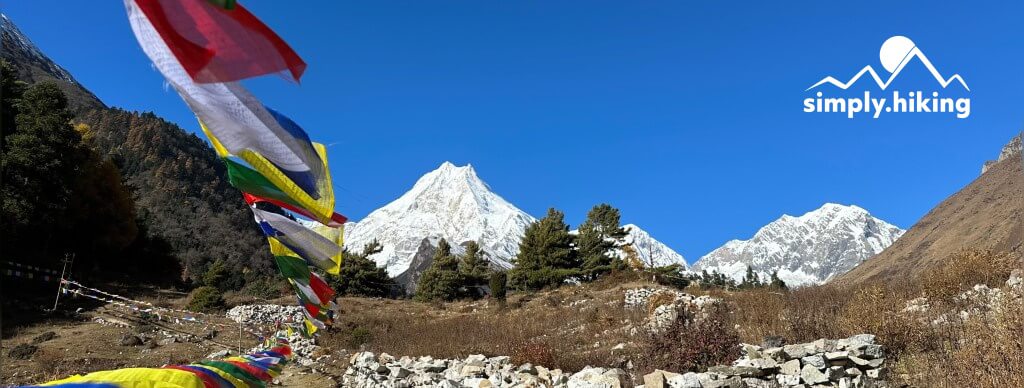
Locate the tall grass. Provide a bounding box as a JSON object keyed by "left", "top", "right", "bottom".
{"left": 723, "top": 249, "right": 1022, "bottom": 387}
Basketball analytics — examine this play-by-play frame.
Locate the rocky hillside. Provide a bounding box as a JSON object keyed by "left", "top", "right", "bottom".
{"left": 0, "top": 13, "right": 103, "bottom": 113}
{"left": 693, "top": 203, "right": 904, "bottom": 287}
{"left": 840, "top": 134, "right": 1023, "bottom": 284}
{"left": 1, "top": 14, "right": 272, "bottom": 283}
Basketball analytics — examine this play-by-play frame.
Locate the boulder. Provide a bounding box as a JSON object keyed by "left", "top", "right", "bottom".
{"left": 119, "top": 334, "right": 143, "bottom": 347}
{"left": 707, "top": 365, "right": 764, "bottom": 377}
{"left": 776, "top": 374, "right": 801, "bottom": 386}
{"left": 666, "top": 372, "right": 702, "bottom": 388}
{"left": 783, "top": 344, "right": 813, "bottom": 359}
{"left": 644, "top": 370, "right": 680, "bottom": 388}
{"left": 779, "top": 359, "right": 801, "bottom": 375}
{"left": 800, "top": 355, "right": 825, "bottom": 369}
{"left": 800, "top": 364, "right": 828, "bottom": 385}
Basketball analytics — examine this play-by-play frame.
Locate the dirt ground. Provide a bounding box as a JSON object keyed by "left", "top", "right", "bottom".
{"left": 0, "top": 305, "right": 343, "bottom": 387}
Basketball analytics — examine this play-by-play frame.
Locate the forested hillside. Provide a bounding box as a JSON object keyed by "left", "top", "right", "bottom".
{"left": 75, "top": 108, "right": 274, "bottom": 285}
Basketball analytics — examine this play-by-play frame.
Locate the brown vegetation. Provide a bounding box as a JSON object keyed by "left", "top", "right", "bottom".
{"left": 723, "top": 249, "right": 1022, "bottom": 387}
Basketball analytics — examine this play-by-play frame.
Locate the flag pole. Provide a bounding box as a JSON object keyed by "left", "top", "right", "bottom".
{"left": 51, "top": 253, "right": 74, "bottom": 311}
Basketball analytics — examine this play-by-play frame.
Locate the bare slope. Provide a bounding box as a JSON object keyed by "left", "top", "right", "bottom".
{"left": 840, "top": 147, "right": 1023, "bottom": 284}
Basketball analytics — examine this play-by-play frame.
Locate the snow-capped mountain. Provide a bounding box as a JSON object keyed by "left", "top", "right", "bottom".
{"left": 344, "top": 162, "right": 536, "bottom": 276}
{"left": 621, "top": 224, "right": 688, "bottom": 269}
{"left": 692, "top": 203, "right": 904, "bottom": 287}
{"left": 569, "top": 224, "right": 689, "bottom": 270}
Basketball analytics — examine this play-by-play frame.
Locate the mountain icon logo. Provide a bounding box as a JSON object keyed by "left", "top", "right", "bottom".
{"left": 806, "top": 36, "right": 969, "bottom": 91}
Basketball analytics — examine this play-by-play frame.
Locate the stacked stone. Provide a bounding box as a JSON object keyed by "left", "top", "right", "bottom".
{"left": 643, "top": 335, "right": 888, "bottom": 388}
{"left": 342, "top": 352, "right": 600, "bottom": 387}
{"left": 623, "top": 287, "right": 719, "bottom": 333}
{"left": 226, "top": 304, "right": 305, "bottom": 325}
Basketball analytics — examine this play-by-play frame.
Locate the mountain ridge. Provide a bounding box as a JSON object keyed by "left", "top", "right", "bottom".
{"left": 693, "top": 203, "right": 904, "bottom": 286}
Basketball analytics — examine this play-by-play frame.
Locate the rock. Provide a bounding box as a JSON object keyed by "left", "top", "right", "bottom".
{"left": 119, "top": 334, "right": 143, "bottom": 347}
{"left": 157, "top": 337, "right": 177, "bottom": 346}
{"left": 866, "top": 368, "right": 887, "bottom": 379}
{"left": 207, "top": 349, "right": 231, "bottom": 358}
{"left": 31, "top": 331, "right": 57, "bottom": 344}
{"left": 801, "top": 364, "right": 828, "bottom": 385}
{"left": 811, "top": 339, "right": 837, "bottom": 353}
{"left": 7, "top": 344, "right": 37, "bottom": 360}
{"left": 702, "top": 376, "right": 744, "bottom": 388}
{"left": 741, "top": 343, "right": 763, "bottom": 359}
{"left": 762, "top": 336, "right": 785, "bottom": 348}
{"left": 351, "top": 352, "right": 375, "bottom": 365}
{"left": 391, "top": 367, "right": 412, "bottom": 378}
{"left": 644, "top": 370, "right": 684, "bottom": 388}
{"left": 779, "top": 359, "right": 801, "bottom": 375}
{"left": 838, "top": 377, "right": 852, "bottom": 388}
{"left": 848, "top": 334, "right": 876, "bottom": 345}
{"left": 517, "top": 363, "right": 537, "bottom": 375}
{"left": 463, "top": 377, "right": 494, "bottom": 387}
{"left": 743, "top": 377, "right": 775, "bottom": 388}
{"left": 776, "top": 374, "right": 801, "bottom": 386}
{"left": 763, "top": 347, "right": 785, "bottom": 360}
{"left": 800, "top": 355, "right": 825, "bottom": 369}
{"left": 462, "top": 364, "right": 486, "bottom": 377}
{"left": 824, "top": 351, "right": 849, "bottom": 361}
{"left": 783, "top": 344, "right": 813, "bottom": 359}
{"left": 203, "top": 330, "right": 218, "bottom": 340}
{"left": 568, "top": 367, "right": 625, "bottom": 388}
{"left": 850, "top": 345, "right": 884, "bottom": 359}
{"left": 666, "top": 372, "right": 702, "bottom": 388}
{"left": 844, "top": 368, "right": 862, "bottom": 376}
{"left": 825, "top": 366, "right": 845, "bottom": 381}
{"left": 737, "top": 357, "right": 778, "bottom": 371}
{"left": 707, "top": 365, "right": 764, "bottom": 377}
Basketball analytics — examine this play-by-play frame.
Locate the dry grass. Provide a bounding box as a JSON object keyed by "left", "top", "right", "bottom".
{"left": 321, "top": 281, "right": 646, "bottom": 372}
{"left": 721, "top": 249, "right": 1023, "bottom": 387}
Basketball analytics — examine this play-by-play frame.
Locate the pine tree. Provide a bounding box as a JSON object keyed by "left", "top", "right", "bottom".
{"left": 329, "top": 240, "right": 394, "bottom": 298}
{"left": 769, "top": 270, "right": 788, "bottom": 290}
{"left": 509, "top": 208, "right": 578, "bottom": 291}
{"left": 577, "top": 204, "right": 629, "bottom": 280}
{"left": 489, "top": 271, "right": 508, "bottom": 301}
{"left": 459, "top": 241, "right": 490, "bottom": 285}
{"left": 416, "top": 238, "right": 467, "bottom": 301}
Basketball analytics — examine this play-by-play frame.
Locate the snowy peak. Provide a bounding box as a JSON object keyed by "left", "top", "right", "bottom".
{"left": 693, "top": 203, "right": 904, "bottom": 287}
{"left": 344, "top": 162, "right": 536, "bottom": 276}
{"left": 621, "top": 224, "right": 687, "bottom": 269}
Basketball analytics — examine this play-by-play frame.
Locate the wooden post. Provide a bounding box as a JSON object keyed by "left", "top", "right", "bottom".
{"left": 51, "top": 253, "right": 74, "bottom": 311}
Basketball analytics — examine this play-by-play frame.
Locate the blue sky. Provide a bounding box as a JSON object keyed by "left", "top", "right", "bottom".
{"left": 3, "top": 1, "right": 1022, "bottom": 263}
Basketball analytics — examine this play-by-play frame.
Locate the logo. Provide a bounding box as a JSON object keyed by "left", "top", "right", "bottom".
{"left": 803, "top": 36, "right": 970, "bottom": 119}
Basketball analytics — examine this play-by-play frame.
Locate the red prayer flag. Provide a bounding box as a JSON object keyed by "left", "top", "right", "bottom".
{"left": 243, "top": 193, "right": 348, "bottom": 227}
{"left": 134, "top": 0, "right": 306, "bottom": 83}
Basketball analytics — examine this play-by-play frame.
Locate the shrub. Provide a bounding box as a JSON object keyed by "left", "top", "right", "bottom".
{"left": 240, "top": 276, "right": 284, "bottom": 300}
{"left": 489, "top": 271, "right": 508, "bottom": 301}
{"left": 348, "top": 327, "right": 373, "bottom": 348}
{"left": 641, "top": 304, "right": 741, "bottom": 373}
{"left": 187, "top": 286, "right": 225, "bottom": 312}
{"left": 920, "top": 249, "right": 1017, "bottom": 300}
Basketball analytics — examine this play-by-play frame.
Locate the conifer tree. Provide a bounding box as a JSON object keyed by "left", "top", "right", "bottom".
{"left": 459, "top": 240, "right": 490, "bottom": 282}
{"left": 769, "top": 270, "right": 788, "bottom": 290}
{"left": 509, "top": 208, "right": 578, "bottom": 290}
{"left": 330, "top": 239, "right": 394, "bottom": 297}
{"left": 416, "top": 238, "right": 467, "bottom": 301}
{"left": 577, "top": 204, "right": 628, "bottom": 280}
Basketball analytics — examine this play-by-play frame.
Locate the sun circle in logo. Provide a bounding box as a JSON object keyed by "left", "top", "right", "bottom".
{"left": 879, "top": 36, "right": 916, "bottom": 74}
